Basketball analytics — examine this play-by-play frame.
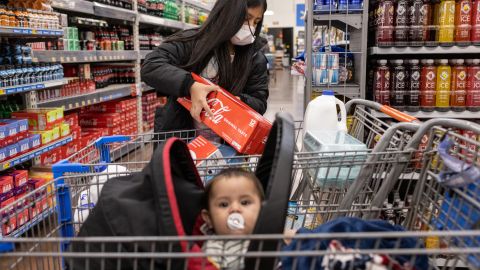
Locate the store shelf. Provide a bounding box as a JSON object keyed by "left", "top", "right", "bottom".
{"left": 0, "top": 136, "right": 73, "bottom": 172}
{"left": 142, "top": 83, "right": 154, "bottom": 92}
{"left": 312, "top": 84, "right": 362, "bottom": 99}
{"left": 0, "top": 26, "right": 63, "bottom": 38}
{"left": 11, "top": 208, "right": 55, "bottom": 237}
{"left": 370, "top": 110, "right": 480, "bottom": 119}
{"left": 184, "top": 0, "right": 213, "bottom": 11}
{"left": 140, "top": 50, "right": 153, "bottom": 60}
{"left": 436, "top": 258, "right": 468, "bottom": 268}
{"left": 93, "top": 2, "right": 137, "bottom": 22}
{"left": 32, "top": 50, "right": 138, "bottom": 63}
{"left": 313, "top": 14, "right": 362, "bottom": 30}
{"left": 37, "top": 84, "right": 133, "bottom": 111}
{"left": 51, "top": 0, "right": 95, "bottom": 15}
{"left": 0, "top": 79, "right": 67, "bottom": 96}
{"left": 138, "top": 14, "right": 185, "bottom": 29}
{"left": 369, "top": 45, "right": 480, "bottom": 55}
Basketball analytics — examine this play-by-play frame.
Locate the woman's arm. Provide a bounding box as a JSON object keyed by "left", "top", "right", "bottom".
{"left": 239, "top": 52, "right": 269, "bottom": 115}
{"left": 141, "top": 41, "right": 195, "bottom": 97}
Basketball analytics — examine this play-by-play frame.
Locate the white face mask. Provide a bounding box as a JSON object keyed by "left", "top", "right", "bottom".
{"left": 231, "top": 24, "right": 256, "bottom": 46}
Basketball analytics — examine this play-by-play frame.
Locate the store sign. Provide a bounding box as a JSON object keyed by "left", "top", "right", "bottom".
{"left": 296, "top": 4, "right": 305, "bottom": 27}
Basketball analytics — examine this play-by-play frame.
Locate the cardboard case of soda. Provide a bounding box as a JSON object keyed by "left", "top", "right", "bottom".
{"left": 177, "top": 73, "right": 272, "bottom": 155}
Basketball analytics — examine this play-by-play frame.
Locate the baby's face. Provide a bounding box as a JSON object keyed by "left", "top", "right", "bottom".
{"left": 203, "top": 177, "right": 262, "bottom": 235}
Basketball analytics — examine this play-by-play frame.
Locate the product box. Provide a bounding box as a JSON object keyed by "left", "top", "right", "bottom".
{"left": 6, "top": 144, "right": 20, "bottom": 158}
{"left": 0, "top": 176, "right": 14, "bottom": 194}
{"left": 64, "top": 113, "right": 79, "bottom": 127}
{"left": 60, "top": 141, "right": 79, "bottom": 159}
{"left": 29, "top": 134, "right": 42, "bottom": 149}
{"left": 7, "top": 170, "right": 28, "bottom": 187}
{"left": 11, "top": 109, "right": 60, "bottom": 131}
{"left": 40, "top": 148, "right": 62, "bottom": 166}
{"left": 51, "top": 127, "right": 60, "bottom": 141}
{"left": 79, "top": 113, "right": 121, "bottom": 128}
{"left": 0, "top": 120, "right": 18, "bottom": 140}
{"left": 0, "top": 147, "right": 7, "bottom": 162}
{"left": 70, "top": 126, "right": 81, "bottom": 141}
{"left": 187, "top": 136, "right": 225, "bottom": 166}
{"left": 82, "top": 101, "right": 126, "bottom": 113}
{"left": 17, "top": 137, "right": 30, "bottom": 153}
{"left": 60, "top": 123, "right": 70, "bottom": 137}
{"left": 32, "top": 130, "right": 53, "bottom": 145}
{"left": 177, "top": 73, "right": 272, "bottom": 155}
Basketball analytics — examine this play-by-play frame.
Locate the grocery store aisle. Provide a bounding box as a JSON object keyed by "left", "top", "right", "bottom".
{"left": 264, "top": 69, "right": 305, "bottom": 122}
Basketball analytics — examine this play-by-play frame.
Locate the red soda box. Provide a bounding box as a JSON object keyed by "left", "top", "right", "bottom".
{"left": 7, "top": 170, "right": 28, "bottom": 187}
{"left": 187, "top": 136, "right": 224, "bottom": 166}
{"left": 79, "top": 113, "right": 121, "bottom": 128}
{"left": 64, "top": 113, "right": 79, "bottom": 127}
{"left": 177, "top": 73, "right": 272, "bottom": 154}
{"left": 0, "top": 176, "right": 14, "bottom": 194}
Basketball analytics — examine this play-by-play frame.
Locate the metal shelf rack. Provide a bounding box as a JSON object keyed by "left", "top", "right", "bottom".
{"left": 0, "top": 79, "right": 67, "bottom": 96}
{"left": 32, "top": 50, "right": 139, "bottom": 63}
{"left": 369, "top": 45, "right": 480, "bottom": 55}
{"left": 370, "top": 110, "right": 480, "bottom": 119}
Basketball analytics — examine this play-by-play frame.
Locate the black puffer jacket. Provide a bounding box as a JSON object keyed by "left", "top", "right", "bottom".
{"left": 141, "top": 32, "right": 269, "bottom": 132}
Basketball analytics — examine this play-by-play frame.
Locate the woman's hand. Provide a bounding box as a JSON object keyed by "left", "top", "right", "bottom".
{"left": 189, "top": 82, "right": 219, "bottom": 123}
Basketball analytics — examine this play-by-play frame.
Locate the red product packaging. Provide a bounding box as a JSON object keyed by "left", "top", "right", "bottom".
{"left": 70, "top": 126, "right": 82, "bottom": 141}
{"left": 177, "top": 73, "right": 272, "bottom": 154}
{"left": 0, "top": 176, "right": 14, "bottom": 194}
{"left": 187, "top": 136, "right": 225, "bottom": 166}
{"left": 7, "top": 170, "right": 28, "bottom": 187}
{"left": 79, "top": 113, "right": 121, "bottom": 128}
{"left": 40, "top": 148, "right": 63, "bottom": 166}
{"left": 64, "top": 113, "right": 79, "bottom": 128}
{"left": 60, "top": 141, "right": 79, "bottom": 159}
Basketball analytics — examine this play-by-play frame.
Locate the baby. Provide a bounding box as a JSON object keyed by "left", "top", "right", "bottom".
{"left": 200, "top": 168, "right": 264, "bottom": 269}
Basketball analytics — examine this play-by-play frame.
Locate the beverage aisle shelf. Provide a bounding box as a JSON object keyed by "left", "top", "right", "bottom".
{"left": 51, "top": 0, "right": 95, "bottom": 15}
{"left": 0, "top": 27, "right": 63, "bottom": 38}
{"left": 313, "top": 14, "right": 363, "bottom": 29}
{"left": 0, "top": 136, "right": 73, "bottom": 171}
{"left": 140, "top": 50, "right": 153, "bottom": 60}
{"left": 0, "top": 79, "right": 67, "bottom": 96}
{"left": 183, "top": 0, "right": 213, "bottom": 11}
{"left": 184, "top": 23, "right": 199, "bottom": 30}
{"left": 32, "top": 51, "right": 138, "bottom": 63}
{"left": 369, "top": 46, "right": 480, "bottom": 55}
{"left": 36, "top": 84, "right": 134, "bottom": 111}
{"left": 92, "top": 2, "right": 137, "bottom": 22}
{"left": 312, "top": 84, "right": 362, "bottom": 99}
{"left": 371, "top": 110, "right": 480, "bottom": 119}
{"left": 138, "top": 14, "right": 186, "bottom": 30}
{"left": 10, "top": 208, "right": 55, "bottom": 237}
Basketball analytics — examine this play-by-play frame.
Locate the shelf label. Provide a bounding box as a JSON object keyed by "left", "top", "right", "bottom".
{"left": 0, "top": 89, "right": 5, "bottom": 95}
{"left": 81, "top": 101, "right": 86, "bottom": 106}
{"left": 52, "top": 57, "right": 56, "bottom": 62}
{"left": 75, "top": 102, "right": 79, "bottom": 108}
{"left": 68, "top": 104, "right": 73, "bottom": 109}
{"left": 3, "top": 162, "right": 10, "bottom": 170}
{"left": 13, "top": 29, "right": 21, "bottom": 33}
{"left": 87, "top": 100, "right": 91, "bottom": 105}
{"left": 66, "top": 57, "right": 71, "bottom": 62}
{"left": 60, "top": 57, "right": 65, "bottom": 62}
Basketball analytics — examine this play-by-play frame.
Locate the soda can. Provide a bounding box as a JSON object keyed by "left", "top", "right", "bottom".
{"left": 328, "top": 53, "right": 340, "bottom": 69}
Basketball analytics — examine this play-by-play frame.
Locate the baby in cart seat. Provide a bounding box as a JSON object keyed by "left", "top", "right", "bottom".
{"left": 199, "top": 168, "right": 264, "bottom": 269}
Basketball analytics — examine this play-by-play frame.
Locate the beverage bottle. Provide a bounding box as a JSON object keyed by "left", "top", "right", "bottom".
{"left": 435, "top": 59, "right": 452, "bottom": 111}
{"left": 454, "top": 0, "right": 473, "bottom": 45}
{"left": 450, "top": 59, "right": 467, "bottom": 111}
{"left": 350, "top": 0, "right": 363, "bottom": 13}
{"left": 374, "top": 59, "right": 391, "bottom": 105}
{"left": 472, "top": 0, "right": 480, "bottom": 44}
{"left": 420, "top": 59, "right": 437, "bottom": 111}
{"left": 395, "top": 0, "right": 410, "bottom": 45}
{"left": 409, "top": 0, "right": 426, "bottom": 45}
{"left": 466, "top": 59, "right": 480, "bottom": 111}
{"left": 21, "top": 64, "right": 29, "bottom": 84}
{"left": 391, "top": 59, "right": 407, "bottom": 110}
{"left": 437, "top": 0, "right": 456, "bottom": 45}
{"left": 376, "top": 0, "right": 395, "bottom": 46}
{"left": 407, "top": 59, "right": 421, "bottom": 111}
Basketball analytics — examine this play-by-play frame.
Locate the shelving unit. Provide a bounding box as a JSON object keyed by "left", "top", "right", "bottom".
{"left": 369, "top": 46, "right": 480, "bottom": 56}
{"left": 0, "top": 136, "right": 73, "bottom": 171}
{"left": 0, "top": 79, "right": 67, "bottom": 96}
{"left": 371, "top": 110, "right": 480, "bottom": 119}
{"left": 305, "top": 3, "right": 368, "bottom": 106}
{"left": 37, "top": 84, "right": 134, "bottom": 111}
{"left": 32, "top": 50, "right": 139, "bottom": 63}
{"left": 0, "top": 26, "right": 63, "bottom": 38}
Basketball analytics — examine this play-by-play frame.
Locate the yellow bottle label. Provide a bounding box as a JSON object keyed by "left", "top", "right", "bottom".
{"left": 436, "top": 67, "right": 451, "bottom": 107}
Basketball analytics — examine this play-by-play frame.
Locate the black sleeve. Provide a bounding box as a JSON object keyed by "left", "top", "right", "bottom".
{"left": 141, "top": 41, "right": 195, "bottom": 97}
{"left": 239, "top": 52, "right": 269, "bottom": 115}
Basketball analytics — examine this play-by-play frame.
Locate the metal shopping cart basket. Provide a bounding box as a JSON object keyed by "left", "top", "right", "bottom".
{"left": 2, "top": 102, "right": 479, "bottom": 269}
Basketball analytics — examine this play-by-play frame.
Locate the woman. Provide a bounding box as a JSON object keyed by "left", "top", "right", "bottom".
{"left": 141, "top": 0, "right": 269, "bottom": 136}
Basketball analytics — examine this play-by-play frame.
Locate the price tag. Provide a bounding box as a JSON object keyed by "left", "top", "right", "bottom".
{"left": 60, "top": 57, "right": 65, "bottom": 62}
{"left": 93, "top": 98, "right": 97, "bottom": 103}
{"left": 0, "top": 89, "right": 5, "bottom": 95}
{"left": 52, "top": 57, "right": 56, "bottom": 62}
{"left": 62, "top": 105, "right": 65, "bottom": 110}
{"left": 81, "top": 101, "right": 86, "bottom": 106}
{"left": 66, "top": 57, "right": 71, "bottom": 62}
{"left": 3, "top": 162, "right": 10, "bottom": 169}
{"left": 87, "top": 100, "right": 91, "bottom": 105}
{"left": 69, "top": 104, "right": 73, "bottom": 109}
{"left": 73, "top": 57, "right": 77, "bottom": 62}
{"left": 32, "top": 29, "right": 37, "bottom": 34}
{"left": 75, "top": 102, "right": 79, "bottom": 108}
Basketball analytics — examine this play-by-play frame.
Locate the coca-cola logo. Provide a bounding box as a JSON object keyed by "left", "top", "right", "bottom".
{"left": 206, "top": 98, "right": 231, "bottom": 124}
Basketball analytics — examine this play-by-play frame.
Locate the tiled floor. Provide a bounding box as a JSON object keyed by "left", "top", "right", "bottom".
{"left": 264, "top": 69, "right": 305, "bottom": 122}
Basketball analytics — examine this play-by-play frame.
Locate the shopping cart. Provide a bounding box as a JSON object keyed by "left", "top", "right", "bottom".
{"left": 1, "top": 103, "right": 479, "bottom": 269}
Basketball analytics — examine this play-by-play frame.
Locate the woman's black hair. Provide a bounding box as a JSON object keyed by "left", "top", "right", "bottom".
{"left": 165, "top": 0, "right": 267, "bottom": 95}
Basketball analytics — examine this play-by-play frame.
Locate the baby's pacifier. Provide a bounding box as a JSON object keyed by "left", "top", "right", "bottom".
{"left": 227, "top": 213, "right": 245, "bottom": 230}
